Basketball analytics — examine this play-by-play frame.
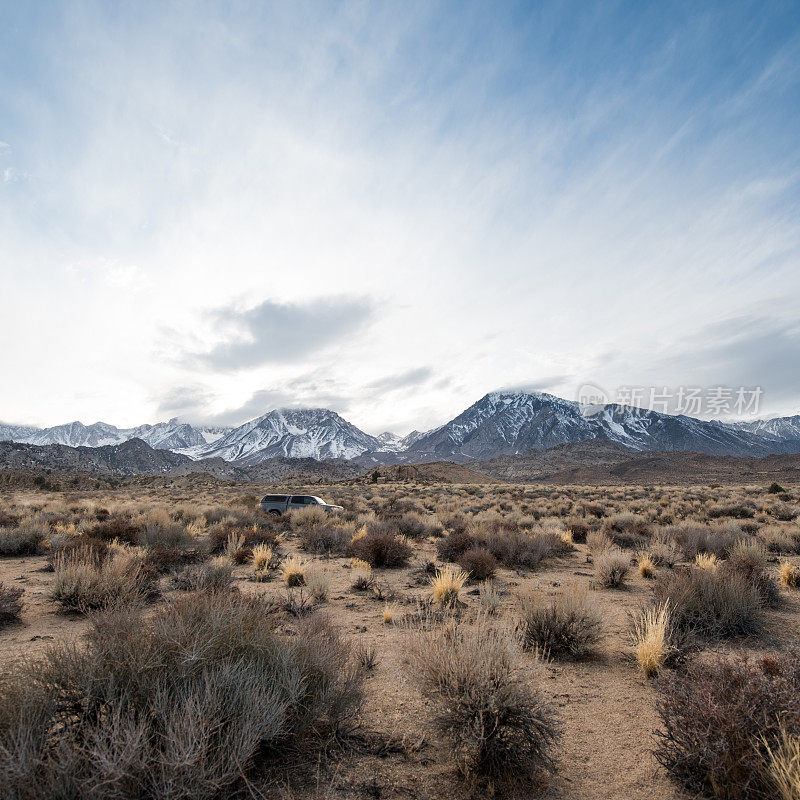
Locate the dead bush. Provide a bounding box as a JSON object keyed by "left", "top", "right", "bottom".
{"left": 289, "top": 505, "right": 330, "bottom": 533}
{"left": 349, "top": 531, "right": 411, "bottom": 568}
{"left": 768, "top": 503, "right": 797, "bottom": 522}
{"left": 647, "top": 533, "right": 679, "bottom": 567}
{"left": 566, "top": 520, "right": 590, "bottom": 543}
{"left": 652, "top": 566, "right": 763, "bottom": 639}
{"left": 207, "top": 522, "right": 279, "bottom": 555}
{"left": 457, "top": 548, "right": 497, "bottom": 581}
{"left": 51, "top": 546, "right": 157, "bottom": 612}
{"left": 436, "top": 530, "right": 475, "bottom": 562}
{"left": 396, "top": 512, "right": 442, "bottom": 539}
{"left": 593, "top": 548, "right": 630, "bottom": 588}
{"left": 517, "top": 584, "right": 603, "bottom": 658}
{"left": 171, "top": 556, "right": 234, "bottom": 593}
{"left": 671, "top": 523, "right": 739, "bottom": 560}
{"left": 298, "top": 524, "right": 351, "bottom": 555}
{"left": 47, "top": 535, "right": 108, "bottom": 569}
{"left": 139, "top": 521, "right": 194, "bottom": 550}
{"left": 0, "top": 510, "right": 20, "bottom": 527}
{"left": 479, "top": 529, "right": 562, "bottom": 570}
{"left": 759, "top": 525, "right": 798, "bottom": 553}
{"left": 88, "top": 516, "right": 143, "bottom": 544}
{"left": 0, "top": 583, "right": 23, "bottom": 624}
{"left": 408, "top": 615, "right": 559, "bottom": 788}
{"left": 0, "top": 593, "right": 363, "bottom": 799}
{"left": 602, "top": 513, "right": 651, "bottom": 549}
{"left": 0, "top": 524, "right": 46, "bottom": 556}
{"left": 707, "top": 501, "right": 755, "bottom": 519}
{"left": 720, "top": 539, "right": 780, "bottom": 606}
{"left": 655, "top": 652, "right": 800, "bottom": 799}
{"left": 586, "top": 530, "right": 613, "bottom": 554}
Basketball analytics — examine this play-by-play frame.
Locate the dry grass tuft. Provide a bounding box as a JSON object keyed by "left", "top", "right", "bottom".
{"left": 307, "top": 571, "right": 331, "bottom": 603}
{"left": 224, "top": 531, "right": 248, "bottom": 563}
{"left": 764, "top": 725, "right": 800, "bottom": 800}
{"left": 252, "top": 542, "right": 275, "bottom": 571}
{"left": 478, "top": 580, "right": 502, "bottom": 615}
{"left": 280, "top": 555, "right": 308, "bottom": 587}
{"left": 695, "top": 552, "right": 718, "bottom": 571}
{"left": 587, "top": 530, "right": 613, "bottom": 554}
{"left": 350, "top": 558, "right": 374, "bottom": 591}
{"left": 780, "top": 561, "right": 800, "bottom": 589}
{"left": 631, "top": 601, "right": 673, "bottom": 678}
{"left": 637, "top": 551, "right": 656, "bottom": 579}
{"left": 430, "top": 565, "right": 469, "bottom": 608}
{"left": 382, "top": 602, "right": 398, "bottom": 624}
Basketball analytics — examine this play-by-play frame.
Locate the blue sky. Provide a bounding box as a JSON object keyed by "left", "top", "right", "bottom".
{"left": 1, "top": 1, "right": 799, "bottom": 433}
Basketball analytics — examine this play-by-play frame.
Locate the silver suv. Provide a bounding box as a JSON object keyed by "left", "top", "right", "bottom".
{"left": 258, "top": 494, "right": 343, "bottom": 516}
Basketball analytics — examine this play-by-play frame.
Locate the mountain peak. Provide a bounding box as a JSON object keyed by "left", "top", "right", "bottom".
{"left": 4, "top": 392, "right": 800, "bottom": 465}
{"left": 196, "top": 406, "right": 379, "bottom": 464}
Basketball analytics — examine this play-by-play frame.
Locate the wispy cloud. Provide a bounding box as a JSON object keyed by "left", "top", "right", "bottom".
{"left": 367, "top": 367, "right": 433, "bottom": 392}
{"left": 185, "top": 297, "right": 374, "bottom": 372}
{"left": 154, "top": 385, "right": 215, "bottom": 419}
{"left": 1, "top": 2, "right": 799, "bottom": 429}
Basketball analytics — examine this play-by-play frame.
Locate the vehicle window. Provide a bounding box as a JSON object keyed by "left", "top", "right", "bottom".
{"left": 262, "top": 495, "right": 287, "bottom": 502}
{"left": 310, "top": 497, "right": 324, "bottom": 504}
{"left": 290, "top": 496, "right": 305, "bottom": 504}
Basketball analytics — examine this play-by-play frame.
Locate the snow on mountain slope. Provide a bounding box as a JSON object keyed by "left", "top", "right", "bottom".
{"left": 195, "top": 408, "right": 380, "bottom": 465}
{"left": 11, "top": 418, "right": 232, "bottom": 452}
{"left": 131, "top": 419, "right": 209, "bottom": 451}
{"left": 4, "top": 393, "right": 800, "bottom": 465}
{"left": 376, "top": 432, "right": 403, "bottom": 451}
{"left": 0, "top": 422, "right": 39, "bottom": 442}
{"left": 729, "top": 415, "right": 800, "bottom": 443}
{"left": 374, "top": 430, "right": 427, "bottom": 452}
{"left": 198, "top": 426, "right": 231, "bottom": 444}
{"left": 22, "top": 421, "right": 127, "bottom": 448}
{"left": 403, "top": 391, "right": 800, "bottom": 461}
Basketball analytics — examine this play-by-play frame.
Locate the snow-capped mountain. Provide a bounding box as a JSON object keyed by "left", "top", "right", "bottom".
{"left": 730, "top": 415, "right": 800, "bottom": 443}
{"left": 193, "top": 408, "right": 380, "bottom": 465}
{"left": 130, "top": 420, "right": 209, "bottom": 451}
{"left": 0, "top": 423, "right": 39, "bottom": 442}
{"left": 375, "top": 430, "right": 426, "bottom": 452}
{"left": 2, "top": 418, "right": 232, "bottom": 452}
{"left": 3, "top": 391, "right": 800, "bottom": 466}
{"left": 23, "top": 421, "right": 126, "bottom": 448}
{"left": 401, "top": 391, "right": 800, "bottom": 461}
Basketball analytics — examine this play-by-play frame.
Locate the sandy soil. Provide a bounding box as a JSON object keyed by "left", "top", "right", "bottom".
{"left": 0, "top": 541, "right": 698, "bottom": 800}
{"left": 2, "top": 482, "right": 798, "bottom": 800}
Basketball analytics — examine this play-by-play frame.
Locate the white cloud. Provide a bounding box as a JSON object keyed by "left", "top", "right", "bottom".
{"left": 1, "top": 2, "right": 799, "bottom": 431}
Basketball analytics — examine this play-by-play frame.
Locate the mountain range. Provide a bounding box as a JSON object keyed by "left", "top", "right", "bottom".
{"left": 3, "top": 390, "right": 800, "bottom": 468}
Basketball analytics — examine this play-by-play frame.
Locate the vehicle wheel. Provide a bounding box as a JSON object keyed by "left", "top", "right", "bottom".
{"left": 269, "top": 509, "right": 282, "bottom": 517}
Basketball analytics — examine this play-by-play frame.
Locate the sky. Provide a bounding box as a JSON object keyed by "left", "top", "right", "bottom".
{"left": 1, "top": 1, "right": 799, "bottom": 435}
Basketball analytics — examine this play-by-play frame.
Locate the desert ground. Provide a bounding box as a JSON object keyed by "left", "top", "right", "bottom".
{"left": 1, "top": 478, "right": 799, "bottom": 800}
